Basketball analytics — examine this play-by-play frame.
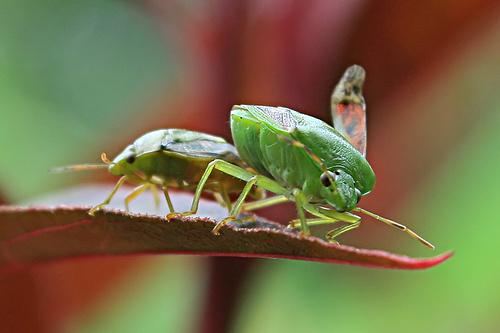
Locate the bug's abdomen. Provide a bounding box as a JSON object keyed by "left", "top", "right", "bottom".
{"left": 231, "top": 110, "right": 322, "bottom": 197}
{"left": 135, "top": 151, "right": 252, "bottom": 195}
{"left": 258, "top": 126, "right": 321, "bottom": 192}
{"left": 230, "top": 111, "right": 274, "bottom": 179}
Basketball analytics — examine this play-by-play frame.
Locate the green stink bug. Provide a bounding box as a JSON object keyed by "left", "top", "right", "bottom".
{"left": 178, "top": 66, "right": 434, "bottom": 249}
{"left": 55, "top": 128, "right": 264, "bottom": 215}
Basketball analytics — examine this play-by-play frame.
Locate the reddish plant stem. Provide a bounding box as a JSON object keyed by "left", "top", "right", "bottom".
{"left": 198, "top": 257, "right": 254, "bottom": 333}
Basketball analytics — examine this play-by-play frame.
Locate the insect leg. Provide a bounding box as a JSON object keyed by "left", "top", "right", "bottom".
{"left": 169, "top": 159, "right": 287, "bottom": 219}
{"left": 308, "top": 205, "right": 359, "bottom": 221}
{"left": 167, "top": 159, "right": 242, "bottom": 218}
{"left": 123, "top": 183, "right": 151, "bottom": 211}
{"left": 221, "top": 189, "right": 232, "bottom": 211}
{"left": 287, "top": 189, "right": 358, "bottom": 237}
{"left": 89, "top": 176, "right": 128, "bottom": 215}
{"left": 212, "top": 192, "right": 228, "bottom": 208}
{"left": 290, "top": 189, "right": 310, "bottom": 236}
{"left": 212, "top": 183, "right": 232, "bottom": 212}
{"left": 306, "top": 205, "right": 361, "bottom": 244}
{"left": 289, "top": 203, "right": 362, "bottom": 243}
{"left": 161, "top": 186, "right": 175, "bottom": 213}
{"left": 150, "top": 184, "right": 160, "bottom": 208}
{"left": 213, "top": 172, "right": 288, "bottom": 234}
{"left": 241, "top": 195, "right": 289, "bottom": 212}
{"left": 325, "top": 221, "right": 361, "bottom": 244}
{"left": 186, "top": 159, "right": 287, "bottom": 234}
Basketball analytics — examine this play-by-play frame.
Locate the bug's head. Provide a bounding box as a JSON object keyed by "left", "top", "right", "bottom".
{"left": 319, "top": 169, "right": 361, "bottom": 212}
{"left": 105, "top": 146, "right": 138, "bottom": 177}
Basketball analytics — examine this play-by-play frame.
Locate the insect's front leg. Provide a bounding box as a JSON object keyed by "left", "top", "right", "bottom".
{"left": 312, "top": 206, "right": 361, "bottom": 244}
{"left": 89, "top": 176, "right": 128, "bottom": 215}
{"left": 264, "top": 188, "right": 324, "bottom": 237}
{"left": 325, "top": 221, "right": 361, "bottom": 244}
{"left": 288, "top": 202, "right": 362, "bottom": 243}
{"left": 286, "top": 188, "right": 357, "bottom": 237}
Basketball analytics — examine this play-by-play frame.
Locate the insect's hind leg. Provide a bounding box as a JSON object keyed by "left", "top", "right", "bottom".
{"left": 168, "top": 159, "right": 288, "bottom": 232}
{"left": 213, "top": 172, "right": 287, "bottom": 234}
{"left": 167, "top": 160, "right": 247, "bottom": 219}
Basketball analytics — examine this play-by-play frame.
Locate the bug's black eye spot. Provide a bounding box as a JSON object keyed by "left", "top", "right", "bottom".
{"left": 334, "top": 170, "right": 341, "bottom": 176}
{"left": 320, "top": 173, "right": 331, "bottom": 187}
{"left": 320, "top": 171, "right": 336, "bottom": 187}
{"left": 355, "top": 188, "right": 362, "bottom": 203}
{"left": 126, "top": 155, "right": 135, "bottom": 164}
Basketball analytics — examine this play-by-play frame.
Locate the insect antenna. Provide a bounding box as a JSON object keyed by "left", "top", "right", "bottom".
{"left": 50, "top": 153, "right": 115, "bottom": 172}
{"left": 277, "top": 134, "right": 338, "bottom": 193}
{"left": 100, "top": 153, "right": 114, "bottom": 164}
{"left": 50, "top": 164, "right": 108, "bottom": 172}
{"left": 353, "top": 207, "right": 435, "bottom": 249}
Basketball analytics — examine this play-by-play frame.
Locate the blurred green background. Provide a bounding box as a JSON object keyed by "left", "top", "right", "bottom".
{"left": 1, "top": 1, "right": 499, "bottom": 332}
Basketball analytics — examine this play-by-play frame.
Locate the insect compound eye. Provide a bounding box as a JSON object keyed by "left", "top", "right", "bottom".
{"left": 320, "top": 171, "right": 336, "bottom": 188}
{"left": 355, "top": 188, "right": 362, "bottom": 203}
{"left": 125, "top": 155, "right": 135, "bottom": 164}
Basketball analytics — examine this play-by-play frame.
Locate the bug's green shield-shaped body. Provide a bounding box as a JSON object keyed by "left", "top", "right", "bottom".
{"left": 230, "top": 105, "right": 375, "bottom": 212}
{"left": 110, "top": 129, "right": 250, "bottom": 194}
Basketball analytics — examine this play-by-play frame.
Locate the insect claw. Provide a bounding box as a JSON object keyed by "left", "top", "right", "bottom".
{"left": 166, "top": 212, "right": 188, "bottom": 221}
{"left": 327, "top": 239, "right": 340, "bottom": 245}
{"left": 301, "top": 231, "right": 311, "bottom": 237}
{"left": 287, "top": 219, "right": 300, "bottom": 230}
{"left": 212, "top": 217, "right": 235, "bottom": 235}
{"left": 212, "top": 223, "right": 223, "bottom": 235}
{"left": 88, "top": 206, "right": 100, "bottom": 216}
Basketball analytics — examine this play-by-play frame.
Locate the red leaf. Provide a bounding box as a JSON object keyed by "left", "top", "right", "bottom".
{"left": 0, "top": 206, "right": 452, "bottom": 270}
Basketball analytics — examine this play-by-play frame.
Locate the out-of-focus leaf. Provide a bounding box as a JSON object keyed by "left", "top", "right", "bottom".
{"left": 0, "top": 206, "right": 452, "bottom": 270}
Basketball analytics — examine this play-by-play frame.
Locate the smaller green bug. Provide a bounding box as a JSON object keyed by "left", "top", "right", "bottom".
{"left": 55, "top": 129, "right": 264, "bottom": 215}
{"left": 174, "top": 66, "right": 434, "bottom": 249}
